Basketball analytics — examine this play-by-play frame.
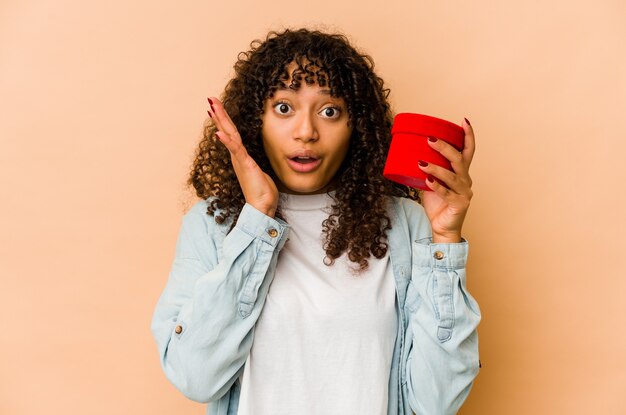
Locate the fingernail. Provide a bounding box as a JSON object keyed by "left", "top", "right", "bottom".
{"left": 427, "top": 175, "right": 435, "bottom": 183}
{"left": 427, "top": 136, "right": 438, "bottom": 143}
{"left": 208, "top": 97, "right": 214, "bottom": 105}
{"left": 207, "top": 110, "right": 212, "bottom": 118}
{"left": 464, "top": 117, "right": 471, "bottom": 126}
{"left": 418, "top": 160, "right": 428, "bottom": 167}
{"left": 210, "top": 104, "right": 216, "bottom": 113}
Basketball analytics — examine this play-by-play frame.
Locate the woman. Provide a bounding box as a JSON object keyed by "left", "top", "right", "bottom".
{"left": 151, "top": 27, "right": 481, "bottom": 415}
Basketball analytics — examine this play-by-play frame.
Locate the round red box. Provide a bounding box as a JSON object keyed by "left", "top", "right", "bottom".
{"left": 383, "top": 113, "right": 464, "bottom": 191}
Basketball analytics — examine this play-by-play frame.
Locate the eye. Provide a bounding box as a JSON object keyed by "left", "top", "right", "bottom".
{"left": 320, "top": 106, "right": 341, "bottom": 119}
{"left": 272, "top": 101, "right": 292, "bottom": 115}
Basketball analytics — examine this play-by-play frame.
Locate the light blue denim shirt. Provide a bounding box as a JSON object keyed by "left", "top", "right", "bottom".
{"left": 151, "top": 196, "right": 481, "bottom": 415}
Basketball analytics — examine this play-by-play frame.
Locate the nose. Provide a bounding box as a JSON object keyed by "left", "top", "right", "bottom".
{"left": 293, "top": 112, "right": 319, "bottom": 143}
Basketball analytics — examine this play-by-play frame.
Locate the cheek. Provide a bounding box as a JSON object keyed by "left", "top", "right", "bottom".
{"left": 260, "top": 125, "right": 275, "bottom": 153}
{"left": 260, "top": 133, "right": 283, "bottom": 172}
{"left": 325, "top": 140, "right": 350, "bottom": 175}
{"left": 261, "top": 120, "right": 285, "bottom": 150}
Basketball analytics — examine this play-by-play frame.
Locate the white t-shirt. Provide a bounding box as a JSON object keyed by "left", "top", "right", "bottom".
{"left": 237, "top": 192, "right": 398, "bottom": 415}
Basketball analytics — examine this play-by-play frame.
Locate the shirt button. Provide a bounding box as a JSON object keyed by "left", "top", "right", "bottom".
{"left": 174, "top": 325, "right": 183, "bottom": 334}
{"left": 267, "top": 228, "right": 279, "bottom": 238}
{"left": 433, "top": 251, "right": 445, "bottom": 260}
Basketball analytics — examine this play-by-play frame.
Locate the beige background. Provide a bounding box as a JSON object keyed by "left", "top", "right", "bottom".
{"left": 1, "top": 0, "right": 625, "bottom": 414}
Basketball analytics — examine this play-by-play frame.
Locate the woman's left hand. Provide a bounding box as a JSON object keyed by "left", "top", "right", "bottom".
{"left": 418, "top": 118, "right": 476, "bottom": 243}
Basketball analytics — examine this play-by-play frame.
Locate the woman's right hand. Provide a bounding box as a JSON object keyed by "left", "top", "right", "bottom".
{"left": 208, "top": 97, "right": 279, "bottom": 218}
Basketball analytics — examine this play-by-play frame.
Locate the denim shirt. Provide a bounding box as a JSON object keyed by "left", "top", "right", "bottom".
{"left": 151, "top": 196, "right": 481, "bottom": 415}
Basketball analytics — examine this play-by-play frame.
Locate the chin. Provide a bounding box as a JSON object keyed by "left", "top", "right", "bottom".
{"left": 281, "top": 181, "right": 327, "bottom": 195}
{"left": 287, "top": 187, "right": 324, "bottom": 195}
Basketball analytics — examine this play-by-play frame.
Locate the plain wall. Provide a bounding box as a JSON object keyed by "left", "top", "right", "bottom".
{"left": 1, "top": 0, "right": 625, "bottom": 414}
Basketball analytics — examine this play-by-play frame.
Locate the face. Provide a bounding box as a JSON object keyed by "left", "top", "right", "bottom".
{"left": 260, "top": 75, "right": 352, "bottom": 195}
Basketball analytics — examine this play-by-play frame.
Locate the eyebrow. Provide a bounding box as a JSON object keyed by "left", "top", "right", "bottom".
{"left": 276, "top": 86, "right": 331, "bottom": 95}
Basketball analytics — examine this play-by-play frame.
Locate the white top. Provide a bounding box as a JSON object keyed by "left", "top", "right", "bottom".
{"left": 237, "top": 192, "right": 398, "bottom": 415}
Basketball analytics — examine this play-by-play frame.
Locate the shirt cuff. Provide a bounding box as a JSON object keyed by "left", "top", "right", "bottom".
{"left": 413, "top": 237, "right": 468, "bottom": 269}
{"left": 235, "top": 203, "right": 290, "bottom": 248}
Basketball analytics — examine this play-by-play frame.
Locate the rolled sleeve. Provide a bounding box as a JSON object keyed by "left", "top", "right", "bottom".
{"left": 234, "top": 203, "right": 289, "bottom": 249}
{"left": 413, "top": 237, "right": 468, "bottom": 270}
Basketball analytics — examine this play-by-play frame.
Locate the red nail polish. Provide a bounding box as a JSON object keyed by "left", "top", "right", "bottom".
{"left": 427, "top": 136, "right": 438, "bottom": 143}
{"left": 418, "top": 160, "right": 428, "bottom": 167}
{"left": 208, "top": 97, "right": 214, "bottom": 105}
{"left": 207, "top": 110, "right": 212, "bottom": 118}
{"left": 427, "top": 176, "right": 435, "bottom": 183}
{"left": 464, "top": 117, "right": 471, "bottom": 126}
{"left": 210, "top": 104, "right": 216, "bottom": 113}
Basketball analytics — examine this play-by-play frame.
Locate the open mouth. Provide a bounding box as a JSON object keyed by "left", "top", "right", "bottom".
{"left": 290, "top": 156, "right": 318, "bottom": 164}
{"left": 286, "top": 153, "right": 322, "bottom": 172}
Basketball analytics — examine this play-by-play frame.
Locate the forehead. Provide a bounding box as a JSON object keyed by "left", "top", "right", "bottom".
{"left": 269, "top": 59, "right": 342, "bottom": 99}
{"left": 274, "top": 84, "right": 331, "bottom": 95}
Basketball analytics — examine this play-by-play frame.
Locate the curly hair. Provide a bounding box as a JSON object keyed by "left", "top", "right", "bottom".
{"left": 188, "top": 28, "right": 419, "bottom": 271}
